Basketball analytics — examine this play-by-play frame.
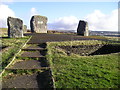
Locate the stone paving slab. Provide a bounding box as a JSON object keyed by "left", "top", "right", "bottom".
{"left": 21, "top": 51, "right": 45, "bottom": 58}
{"left": 2, "top": 70, "right": 54, "bottom": 88}
{"left": 22, "top": 45, "right": 46, "bottom": 51}
{"left": 2, "top": 73, "right": 39, "bottom": 88}
{"left": 26, "top": 33, "right": 107, "bottom": 44}
{"left": 7, "top": 60, "right": 49, "bottom": 69}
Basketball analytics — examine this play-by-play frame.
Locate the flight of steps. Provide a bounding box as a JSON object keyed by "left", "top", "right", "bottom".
{"left": 2, "top": 42, "right": 54, "bottom": 88}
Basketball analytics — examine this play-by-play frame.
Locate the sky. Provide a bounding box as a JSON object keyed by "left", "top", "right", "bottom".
{"left": 0, "top": 0, "right": 119, "bottom": 31}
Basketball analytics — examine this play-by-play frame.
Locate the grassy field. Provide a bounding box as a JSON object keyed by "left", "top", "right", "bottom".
{"left": 1, "top": 28, "right": 120, "bottom": 88}
{"left": 47, "top": 40, "right": 120, "bottom": 88}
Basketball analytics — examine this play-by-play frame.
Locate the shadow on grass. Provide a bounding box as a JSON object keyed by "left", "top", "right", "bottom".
{"left": 0, "top": 36, "right": 9, "bottom": 39}
{"left": 90, "top": 44, "right": 120, "bottom": 55}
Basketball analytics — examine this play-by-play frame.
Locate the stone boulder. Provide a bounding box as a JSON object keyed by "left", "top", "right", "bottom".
{"left": 7, "top": 17, "right": 23, "bottom": 38}
{"left": 23, "top": 25, "right": 27, "bottom": 33}
{"left": 30, "top": 15, "right": 48, "bottom": 33}
{"left": 77, "top": 20, "right": 89, "bottom": 36}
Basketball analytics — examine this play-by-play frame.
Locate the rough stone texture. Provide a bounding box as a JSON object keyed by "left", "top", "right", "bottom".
{"left": 7, "top": 17, "right": 23, "bottom": 38}
{"left": 30, "top": 15, "right": 48, "bottom": 33}
{"left": 23, "top": 25, "right": 27, "bottom": 33}
{"left": 77, "top": 20, "right": 89, "bottom": 36}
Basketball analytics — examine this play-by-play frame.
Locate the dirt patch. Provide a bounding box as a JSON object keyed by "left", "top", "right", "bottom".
{"left": 57, "top": 44, "right": 120, "bottom": 56}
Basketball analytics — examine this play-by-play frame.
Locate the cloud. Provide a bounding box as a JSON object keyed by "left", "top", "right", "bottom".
{"left": 30, "top": 8, "right": 38, "bottom": 16}
{"left": 48, "top": 9, "right": 118, "bottom": 32}
{"left": 1, "top": 0, "right": 14, "bottom": 5}
{"left": 48, "top": 16, "right": 79, "bottom": 30}
{"left": 27, "top": 7, "right": 39, "bottom": 29}
{"left": 0, "top": 4, "right": 15, "bottom": 28}
{"left": 84, "top": 9, "right": 118, "bottom": 31}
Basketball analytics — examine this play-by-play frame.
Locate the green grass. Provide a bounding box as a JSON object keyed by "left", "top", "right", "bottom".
{"left": 47, "top": 40, "right": 120, "bottom": 88}
{"left": 1, "top": 36, "right": 30, "bottom": 71}
{"left": 2, "top": 69, "right": 43, "bottom": 78}
{"left": 47, "top": 40, "right": 107, "bottom": 47}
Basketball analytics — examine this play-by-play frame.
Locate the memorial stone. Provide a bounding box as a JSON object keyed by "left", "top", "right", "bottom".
{"left": 30, "top": 15, "right": 48, "bottom": 33}
{"left": 77, "top": 20, "right": 89, "bottom": 36}
{"left": 7, "top": 17, "right": 23, "bottom": 38}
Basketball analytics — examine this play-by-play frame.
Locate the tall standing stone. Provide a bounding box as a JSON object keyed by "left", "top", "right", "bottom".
{"left": 7, "top": 17, "right": 23, "bottom": 38}
{"left": 23, "top": 25, "right": 27, "bottom": 33}
{"left": 77, "top": 20, "right": 89, "bottom": 36}
{"left": 30, "top": 15, "right": 48, "bottom": 33}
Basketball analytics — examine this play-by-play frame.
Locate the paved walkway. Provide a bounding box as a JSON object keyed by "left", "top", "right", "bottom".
{"left": 25, "top": 33, "right": 108, "bottom": 44}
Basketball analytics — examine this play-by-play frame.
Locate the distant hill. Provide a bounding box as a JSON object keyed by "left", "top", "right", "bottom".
{"left": 89, "top": 30, "right": 120, "bottom": 37}
{"left": 48, "top": 30, "right": 120, "bottom": 37}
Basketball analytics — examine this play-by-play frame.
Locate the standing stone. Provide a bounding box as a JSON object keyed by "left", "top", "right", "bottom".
{"left": 7, "top": 17, "right": 23, "bottom": 38}
{"left": 30, "top": 15, "right": 48, "bottom": 33}
{"left": 77, "top": 20, "right": 89, "bottom": 36}
{"left": 23, "top": 25, "right": 27, "bottom": 33}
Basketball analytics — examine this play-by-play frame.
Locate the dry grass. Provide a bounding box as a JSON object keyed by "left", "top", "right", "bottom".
{"left": 0, "top": 28, "right": 8, "bottom": 37}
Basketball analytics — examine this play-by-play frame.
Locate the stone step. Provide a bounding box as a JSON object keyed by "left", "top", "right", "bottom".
{"left": 6, "top": 60, "right": 50, "bottom": 69}
{"left": 2, "top": 70, "right": 54, "bottom": 88}
{"left": 20, "top": 51, "right": 45, "bottom": 58}
{"left": 22, "top": 45, "right": 47, "bottom": 51}
{"left": 6, "top": 67, "right": 50, "bottom": 70}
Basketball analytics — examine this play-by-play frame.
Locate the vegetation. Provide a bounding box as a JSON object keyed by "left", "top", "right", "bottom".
{"left": 1, "top": 36, "right": 30, "bottom": 71}
{"left": 2, "top": 69, "right": 43, "bottom": 78}
{"left": 1, "top": 28, "right": 120, "bottom": 88}
{"left": 0, "top": 28, "right": 8, "bottom": 37}
{"left": 47, "top": 40, "right": 120, "bottom": 88}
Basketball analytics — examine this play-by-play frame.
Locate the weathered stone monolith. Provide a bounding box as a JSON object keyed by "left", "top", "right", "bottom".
{"left": 7, "top": 17, "right": 23, "bottom": 38}
{"left": 30, "top": 15, "right": 48, "bottom": 33}
{"left": 77, "top": 20, "right": 89, "bottom": 36}
{"left": 23, "top": 25, "right": 27, "bottom": 33}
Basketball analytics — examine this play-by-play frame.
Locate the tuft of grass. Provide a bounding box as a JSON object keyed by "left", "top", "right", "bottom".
{"left": 47, "top": 40, "right": 120, "bottom": 88}
{"left": 2, "top": 69, "right": 43, "bottom": 78}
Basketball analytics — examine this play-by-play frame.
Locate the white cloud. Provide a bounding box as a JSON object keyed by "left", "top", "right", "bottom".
{"left": 48, "top": 16, "right": 79, "bottom": 30}
{"left": 84, "top": 9, "right": 118, "bottom": 31}
{"left": 0, "top": 4, "right": 15, "bottom": 28}
{"left": 48, "top": 9, "right": 118, "bottom": 32}
{"left": 30, "top": 8, "right": 38, "bottom": 16}
{"left": 27, "top": 7, "right": 39, "bottom": 29}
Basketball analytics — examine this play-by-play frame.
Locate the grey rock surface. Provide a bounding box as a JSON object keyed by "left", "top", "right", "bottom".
{"left": 30, "top": 15, "right": 48, "bottom": 33}
{"left": 23, "top": 25, "right": 27, "bottom": 33}
{"left": 77, "top": 20, "right": 89, "bottom": 36}
{"left": 7, "top": 17, "right": 23, "bottom": 38}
